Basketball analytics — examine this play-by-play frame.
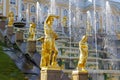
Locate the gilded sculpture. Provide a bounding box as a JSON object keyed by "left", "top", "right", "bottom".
{"left": 38, "top": 14, "right": 60, "bottom": 69}
{"left": 62, "top": 16, "right": 67, "bottom": 27}
{"left": 8, "top": 12, "right": 14, "bottom": 27}
{"left": 37, "top": 36, "right": 49, "bottom": 67}
{"left": 28, "top": 22, "right": 36, "bottom": 41}
{"left": 77, "top": 35, "right": 88, "bottom": 72}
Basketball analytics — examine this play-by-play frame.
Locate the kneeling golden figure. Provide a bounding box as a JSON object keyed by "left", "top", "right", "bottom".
{"left": 77, "top": 35, "right": 88, "bottom": 72}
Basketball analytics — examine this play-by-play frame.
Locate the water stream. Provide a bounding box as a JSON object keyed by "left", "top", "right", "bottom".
{"left": 50, "top": 0, "right": 56, "bottom": 14}
{"left": 93, "top": 0, "right": 98, "bottom": 70}
{"left": 68, "top": 0, "right": 72, "bottom": 68}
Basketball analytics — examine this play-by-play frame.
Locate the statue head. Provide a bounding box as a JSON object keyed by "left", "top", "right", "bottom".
{"left": 47, "top": 17, "right": 54, "bottom": 26}
{"left": 63, "top": 16, "right": 67, "bottom": 21}
{"left": 30, "top": 22, "right": 36, "bottom": 28}
{"left": 8, "top": 11, "right": 14, "bottom": 17}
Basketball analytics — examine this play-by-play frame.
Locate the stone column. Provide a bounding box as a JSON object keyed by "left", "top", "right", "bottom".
{"left": 41, "top": 69, "right": 62, "bottom": 80}
{"left": 72, "top": 70, "right": 88, "bottom": 80}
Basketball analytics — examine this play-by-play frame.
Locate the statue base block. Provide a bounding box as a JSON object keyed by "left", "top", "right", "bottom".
{"left": 22, "top": 62, "right": 33, "bottom": 70}
{"left": 27, "top": 40, "right": 36, "bottom": 54}
{"left": 0, "top": 21, "right": 6, "bottom": 31}
{"left": 7, "top": 27, "right": 13, "bottom": 36}
{"left": 41, "top": 69, "right": 62, "bottom": 80}
{"left": 72, "top": 70, "right": 88, "bottom": 80}
{"left": 15, "top": 31, "right": 23, "bottom": 42}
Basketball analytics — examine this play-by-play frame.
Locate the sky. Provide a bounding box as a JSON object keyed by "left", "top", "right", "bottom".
{"left": 111, "top": 0, "right": 120, "bottom": 3}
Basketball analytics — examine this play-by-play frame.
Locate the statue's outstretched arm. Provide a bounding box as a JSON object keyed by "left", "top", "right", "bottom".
{"left": 45, "top": 14, "right": 59, "bottom": 24}
{"left": 47, "top": 14, "right": 59, "bottom": 19}
{"left": 37, "top": 36, "right": 44, "bottom": 42}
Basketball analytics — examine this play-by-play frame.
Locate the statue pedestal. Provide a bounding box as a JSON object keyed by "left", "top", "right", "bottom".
{"left": 72, "top": 70, "right": 88, "bottom": 80}
{"left": 7, "top": 27, "right": 13, "bottom": 36}
{"left": 0, "top": 21, "right": 6, "bottom": 31}
{"left": 15, "top": 31, "right": 23, "bottom": 42}
{"left": 27, "top": 40, "right": 36, "bottom": 55}
{"left": 41, "top": 69, "right": 62, "bottom": 80}
{"left": 23, "top": 61, "right": 33, "bottom": 70}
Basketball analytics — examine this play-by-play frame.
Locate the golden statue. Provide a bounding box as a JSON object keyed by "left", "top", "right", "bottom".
{"left": 28, "top": 22, "right": 36, "bottom": 41}
{"left": 62, "top": 16, "right": 67, "bottom": 27}
{"left": 77, "top": 35, "right": 88, "bottom": 72}
{"left": 8, "top": 12, "right": 14, "bottom": 27}
{"left": 37, "top": 36, "right": 50, "bottom": 67}
{"left": 38, "top": 14, "right": 60, "bottom": 68}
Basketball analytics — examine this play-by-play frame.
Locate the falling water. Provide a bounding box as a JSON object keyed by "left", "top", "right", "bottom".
{"left": 87, "top": 11, "right": 92, "bottom": 35}
{"left": 93, "top": 0, "right": 98, "bottom": 70}
{"left": 39, "top": 4, "right": 42, "bottom": 28}
{"left": 76, "top": 0, "right": 79, "bottom": 28}
{"left": 49, "top": 0, "right": 57, "bottom": 30}
{"left": 68, "top": 0, "right": 72, "bottom": 67}
{"left": 105, "top": 1, "right": 110, "bottom": 54}
{"left": 74, "top": 0, "right": 81, "bottom": 41}
{"left": 106, "top": 1, "right": 113, "bottom": 34}
{"left": 106, "top": 1, "right": 110, "bottom": 34}
{"left": 87, "top": 11, "right": 90, "bottom": 21}
{"left": 105, "top": 1, "right": 118, "bottom": 68}
{"left": 26, "top": 8, "right": 29, "bottom": 27}
{"left": 36, "top": 2, "right": 39, "bottom": 27}
{"left": 50, "top": 0, "right": 56, "bottom": 14}
{"left": 36, "top": 2, "right": 42, "bottom": 29}
{"left": 105, "top": 1, "right": 112, "bottom": 56}
{"left": 18, "top": 0, "right": 22, "bottom": 21}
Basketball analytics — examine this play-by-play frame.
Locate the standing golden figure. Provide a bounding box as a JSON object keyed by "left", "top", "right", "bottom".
{"left": 8, "top": 12, "right": 14, "bottom": 27}
{"left": 28, "top": 22, "right": 36, "bottom": 41}
{"left": 38, "top": 14, "right": 60, "bottom": 68}
{"left": 37, "top": 37, "right": 49, "bottom": 67}
{"left": 77, "top": 35, "right": 88, "bottom": 72}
